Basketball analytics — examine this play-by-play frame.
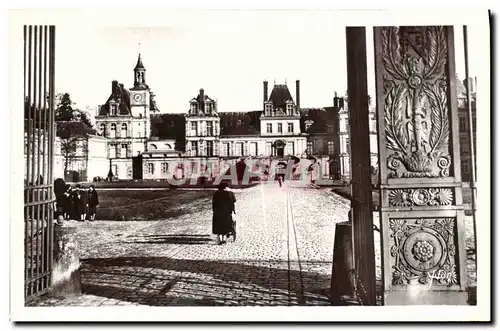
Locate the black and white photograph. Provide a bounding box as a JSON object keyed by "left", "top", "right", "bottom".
{"left": 8, "top": 5, "right": 491, "bottom": 323}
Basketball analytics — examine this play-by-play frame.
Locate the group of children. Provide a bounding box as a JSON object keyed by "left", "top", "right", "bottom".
{"left": 57, "top": 184, "right": 100, "bottom": 221}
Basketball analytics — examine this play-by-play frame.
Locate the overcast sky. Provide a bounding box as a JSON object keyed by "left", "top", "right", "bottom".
{"left": 52, "top": 11, "right": 483, "bottom": 115}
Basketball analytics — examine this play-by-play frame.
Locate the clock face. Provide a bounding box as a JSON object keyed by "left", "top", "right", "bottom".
{"left": 133, "top": 94, "right": 142, "bottom": 102}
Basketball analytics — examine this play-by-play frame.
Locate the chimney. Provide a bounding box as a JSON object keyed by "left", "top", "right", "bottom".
{"left": 263, "top": 81, "right": 268, "bottom": 102}
{"left": 112, "top": 80, "right": 118, "bottom": 93}
{"left": 199, "top": 88, "right": 205, "bottom": 111}
{"left": 296, "top": 80, "right": 300, "bottom": 110}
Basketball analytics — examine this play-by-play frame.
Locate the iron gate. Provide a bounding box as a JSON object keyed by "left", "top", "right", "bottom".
{"left": 24, "top": 25, "right": 56, "bottom": 301}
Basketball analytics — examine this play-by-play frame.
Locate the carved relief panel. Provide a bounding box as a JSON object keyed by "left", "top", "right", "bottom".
{"left": 380, "top": 26, "right": 453, "bottom": 179}
{"left": 374, "top": 26, "right": 467, "bottom": 304}
{"left": 389, "top": 217, "right": 458, "bottom": 287}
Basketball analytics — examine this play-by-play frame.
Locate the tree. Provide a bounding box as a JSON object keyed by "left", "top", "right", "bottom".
{"left": 56, "top": 122, "right": 93, "bottom": 180}
{"left": 58, "top": 125, "right": 80, "bottom": 178}
{"left": 55, "top": 93, "right": 93, "bottom": 128}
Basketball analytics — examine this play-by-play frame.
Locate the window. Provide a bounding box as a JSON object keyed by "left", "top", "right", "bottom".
{"left": 249, "top": 142, "right": 257, "bottom": 156}
{"left": 460, "top": 144, "right": 468, "bottom": 155}
{"left": 287, "top": 104, "right": 293, "bottom": 115}
{"left": 266, "top": 123, "right": 272, "bottom": 133}
{"left": 221, "top": 143, "right": 229, "bottom": 157}
{"left": 150, "top": 144, "right": 158, "bottom": 150}
{"left": 191, "top": 103, "right": 198, "bottom": 113}
{"left": 461, "top": 159, "right": 470, "bottom": 177}
{"left": 345, "top": 137, "right": 350, "bottom": 154}
{"left": 109, "top": 144, "right": 117, "bottom": 158}
{"left": 288, "top": 123, "right": 294, "bottom": 133}
{"left": 234, "top": 142, "right": 244, "bottom": 156}
{"left": 327, "top": 123, "right": 335, "bottom": 133}
{"left": 191, "top": 122, "right": 198, "bottom": 136}
{"left": 207, "top": 121, "right": 213, "bottom": 136}
{"left": 306, "top": 141, "right": 313, "bottom": 155}
{"left": 459, "top": 116, "right": 467, "bottom": 132}
{"left": 240, "top": 143, "right": 245, "bottom": 156}
{"left": 305, "top": 120, "right": 313, "bottom": 132}
{"left": 278, "top": 123, "right": 283, "bottom": 133}
{"left": 265, "top": 103, "right": 273, "bottom": 116}
{"left": 98, "top": 123, "right": 105, "bottom": 136}
{"left": 191, "top": 141, "right": 198, "bottom": 156}
{"left": 328, "top": 141, "right": 335, "bottom": 155}
{"left": 110, "top": 103, "right": 117, "bottom": 116}
{"left": 147, "top": 163, "right": 155, "bottom": 174}
{"left": 161, "top": 162, "right": 168, "bottom": 173}
{"left": 110, "top": 124, "right": 116, "bottom": 138}
{"left": 121, "top": 144, "right": 128, "bottom": 158}
{"left": 121, "top": 124, "right": 127, "bottom": 138}
{"left": 206, "top": 141, "right": 214, "bottom": 157}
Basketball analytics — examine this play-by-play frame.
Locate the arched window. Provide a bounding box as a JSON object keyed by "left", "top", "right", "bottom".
{"left": 121, "top": 123, "right": 127, "bottom": 138}
{"left": 150, "top": 144, "right": 158, "bottom": 150}
{"left": 98, "top": 123, "right": 105, "bottom": 136}
{"left": 110, "top": 124, "right": 116, "bottom": 138}
{"left": 164, "top": 144, "right": 172, "bottom": 150}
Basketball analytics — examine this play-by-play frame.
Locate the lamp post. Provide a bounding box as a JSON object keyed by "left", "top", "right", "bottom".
{"left": 107, "top": 158, "right": 113, "bottom": 182}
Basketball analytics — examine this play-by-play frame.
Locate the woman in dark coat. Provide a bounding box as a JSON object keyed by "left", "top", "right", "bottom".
{"left": 62, "top": 184, "right": 73, "bottom": 220}
{"left": 212, "top": 182, "right": 236, "bottom": 245}
{"left": 72, "top": 184, "right": 87, "bottom": 221}
{"left": 87, "top": 185, "right": 99, "bottom": 221}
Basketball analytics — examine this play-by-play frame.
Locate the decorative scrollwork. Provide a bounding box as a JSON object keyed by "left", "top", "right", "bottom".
{"left": 388, "top": 188, "right": 454, "bottom": 206}
{"left": 381, "top": 26, "right": 452, "bottom": 179}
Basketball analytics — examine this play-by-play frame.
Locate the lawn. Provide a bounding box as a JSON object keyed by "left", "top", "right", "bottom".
{"left": 91, "top": 179, "right": 259, "bottom": 189}
{"left": 95, "top": 189, "right": 214, "bottom": 221}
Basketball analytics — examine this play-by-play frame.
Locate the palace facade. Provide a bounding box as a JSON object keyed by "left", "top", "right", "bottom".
{"left": 94, "top": 54, "right": 348, "bottom": 181}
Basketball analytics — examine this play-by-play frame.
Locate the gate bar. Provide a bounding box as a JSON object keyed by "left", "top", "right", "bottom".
{"left": 345, "top": 26, "right": 377, "bottom": 305}
{"left": 463, "top": 25, "right": 477, "bottom": 257}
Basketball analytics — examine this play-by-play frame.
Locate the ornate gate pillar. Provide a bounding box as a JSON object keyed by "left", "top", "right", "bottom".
{"left": 374, "top": 26, "right": 468, "bottom": 305}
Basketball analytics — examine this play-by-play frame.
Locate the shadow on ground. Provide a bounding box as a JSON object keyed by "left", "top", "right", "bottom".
{"left": 80, "top": 256, "right": 333, "bottom": 306}
{"left": 80, "top": 256, "right": 476, "bottom": 306}
{"left": 121, "top": 234, "right": 213, "bottom": 245}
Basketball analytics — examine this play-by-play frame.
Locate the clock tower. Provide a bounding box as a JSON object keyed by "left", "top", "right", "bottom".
{"left": 130, "top": 53, "right": 151, "bottom": 140}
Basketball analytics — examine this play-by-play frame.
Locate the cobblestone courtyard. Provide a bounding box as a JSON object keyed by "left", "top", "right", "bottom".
{"left": 32, "top": 182, "right": 356, "bottom": 307}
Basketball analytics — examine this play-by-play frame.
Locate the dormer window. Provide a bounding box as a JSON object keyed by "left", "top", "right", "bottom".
{"left": 286, "top": 103, "right": 294, "bottom": 115}
{"left": 265, "top": 103, "right": 273, "bottom": 116}
{"left": 191, "top": 103, "right": 198, "bottom": 114}
{"left": 305, "top": 120, "right": 313, "bottom": 131}
{"left": 110, "top": 103, "right": 118, "bottom": 116}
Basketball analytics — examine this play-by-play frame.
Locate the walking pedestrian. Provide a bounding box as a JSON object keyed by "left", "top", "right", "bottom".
{"left": 212, "top": 182, "right": 236, "bottom": 245}
{"left": 87, "top": 185, "right": 99, "bottom": 221}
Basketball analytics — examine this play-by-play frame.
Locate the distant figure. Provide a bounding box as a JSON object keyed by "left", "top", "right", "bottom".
{"left": 87, "top": 185, "right": 99, "bottom": 221}
{"left": 63, "top": 184, "right": 73, "bottom": 220}
{"left": 212, "top": 182, "right": 236, "bottom": 245}
{"left": 72, "top": 184, "right": 87, "bottom": 221}
{"left": 277, "top": 175, "right": 283, "bottom": 187}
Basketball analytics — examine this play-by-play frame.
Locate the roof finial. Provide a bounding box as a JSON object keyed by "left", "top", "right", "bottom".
{"left": 138, "top": 42, "right": 141, "bottom": 55}
{"left": 285, "top": 79, "right": 287, "bottom": 85}
{"left": 274, "top": 79, "right": 276, "bottom": 85}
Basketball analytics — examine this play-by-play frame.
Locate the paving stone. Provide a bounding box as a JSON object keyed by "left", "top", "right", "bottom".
{"left": 31, "top": 182, "right": 357, "bottom": 307}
